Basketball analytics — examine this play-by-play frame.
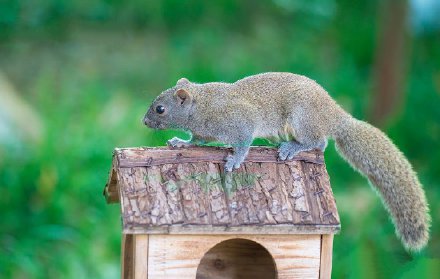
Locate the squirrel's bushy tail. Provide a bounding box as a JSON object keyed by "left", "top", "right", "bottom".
{"left": 334, "top": 118, "right": 430, "bottom": 251}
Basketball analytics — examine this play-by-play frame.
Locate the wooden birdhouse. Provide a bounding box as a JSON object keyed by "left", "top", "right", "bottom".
{"left": 104, "top": 146, "right": 340, "bottom": 279}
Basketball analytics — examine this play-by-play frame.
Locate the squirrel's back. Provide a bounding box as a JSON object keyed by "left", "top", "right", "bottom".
{"left": 230, "top": 72, "right": 348, "bottom": 140}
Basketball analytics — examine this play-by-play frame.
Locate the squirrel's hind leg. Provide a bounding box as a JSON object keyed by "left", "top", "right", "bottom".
{"left": 278, "top": 138, "right": 327, "bottom": 160}
{"left": 279, "top": 115, "right": 328, "bottom": 160}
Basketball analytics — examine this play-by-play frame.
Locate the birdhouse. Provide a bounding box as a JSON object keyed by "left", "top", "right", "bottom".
{"left": 104, "top": 146, "right": 340, "bottom": 279}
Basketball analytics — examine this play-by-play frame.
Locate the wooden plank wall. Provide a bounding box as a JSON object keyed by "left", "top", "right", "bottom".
{"left": 122, "top": 233, "right": 336, "bottom": 279}
{"left": 146, "top": 234, "right": 321, "bottom": 279}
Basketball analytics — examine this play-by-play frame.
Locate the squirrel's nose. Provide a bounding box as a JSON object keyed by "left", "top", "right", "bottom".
{"left": 142, "top": 114, "right": 149, "bottom": 126}
{"left": 143, "top": 114, "right": 154, "bottom": 128}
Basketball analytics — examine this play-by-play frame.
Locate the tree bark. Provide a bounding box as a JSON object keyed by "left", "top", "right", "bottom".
{"left": 370, "top": 0, "right": 409, "bottom": 126}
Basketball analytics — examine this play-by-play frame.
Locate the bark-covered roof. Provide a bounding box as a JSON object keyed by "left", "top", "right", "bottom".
{"left": 104, "top": 147, "right": 340, "bottom": 235}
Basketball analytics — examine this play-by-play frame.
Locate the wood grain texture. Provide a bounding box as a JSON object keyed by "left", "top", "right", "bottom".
{"left": 196, "top": 238, "right": 276, "bottom": 279}
{"left": 147, "top": 234, "right": 321, "bottom": 279}
{"left": 114, "top": 146, "right": 324, "bottom": 168}
{"left": 134, "top": 235, "right": 149, "bottom": 279}
{"left": 104, "top": 146, "right": 340, "bottom": 234}
{"left": 121, "top": 234, "right": 134, "bottom": 279}
{"left": 319, "top": 234, "right": 334, "bottom": 279}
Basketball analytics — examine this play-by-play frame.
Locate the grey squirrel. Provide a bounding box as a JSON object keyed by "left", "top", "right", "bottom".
{"left": 143, "top": 72, "right": 430, "bottom": 251}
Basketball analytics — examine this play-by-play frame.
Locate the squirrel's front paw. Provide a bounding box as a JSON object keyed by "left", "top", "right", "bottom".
{"left": 167, "top": 137, "right": 192, "bottom": 148}
{"left": 224, "top": 155, "right": 241, "bottom": 172}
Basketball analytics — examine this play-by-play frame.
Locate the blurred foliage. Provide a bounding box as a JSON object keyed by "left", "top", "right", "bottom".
{"left": 0, "top": 0, "right": 439, "bottom": 278}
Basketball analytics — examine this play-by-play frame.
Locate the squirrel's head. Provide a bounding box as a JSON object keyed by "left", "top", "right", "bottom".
{"left": 143, "top": 78, "right": 194, "bottom": 130}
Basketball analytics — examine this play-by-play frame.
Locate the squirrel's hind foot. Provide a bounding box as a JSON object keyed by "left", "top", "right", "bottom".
{"left": 278, "top": 139, "right": 327, "bottom": 160}
{"left": 278, "top": 142, "right": 301, "bottom": 160}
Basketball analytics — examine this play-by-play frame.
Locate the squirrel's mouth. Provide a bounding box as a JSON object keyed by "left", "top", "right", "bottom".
{"left": 143, "top": 116, "right": 166, "bottom": 130}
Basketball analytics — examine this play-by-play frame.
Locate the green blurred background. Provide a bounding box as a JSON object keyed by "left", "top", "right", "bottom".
{"left": 1, "top": 0, "right": 439, "bottom": 278}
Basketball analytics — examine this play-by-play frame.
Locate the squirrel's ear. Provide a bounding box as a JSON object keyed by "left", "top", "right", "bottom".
{"left": 175, "top": 88, "right": 192, "bottom": 105}
{"left": 176, "top": 78, "right": 190, "bottom": 86}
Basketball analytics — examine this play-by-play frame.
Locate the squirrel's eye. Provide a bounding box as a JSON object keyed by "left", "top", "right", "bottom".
{"left": 155, "top": 105, "right": 165, "bottom": 114}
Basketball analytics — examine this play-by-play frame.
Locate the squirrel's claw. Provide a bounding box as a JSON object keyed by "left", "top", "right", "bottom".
{"left": 224, "top": 155, "right": 235, "bottom": 172}
{"left": 167, "top": 137, "right": 192, "bottom": 148}
{"left": 224, "top": 165, "right": 233, "bottom": 172}
{"left": 224, "top": 154, "right": 241, "bottom": 172}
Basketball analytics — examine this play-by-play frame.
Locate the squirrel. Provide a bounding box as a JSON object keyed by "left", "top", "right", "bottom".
{"left": 143, "top": 72, "right": 430, "bottom": 251}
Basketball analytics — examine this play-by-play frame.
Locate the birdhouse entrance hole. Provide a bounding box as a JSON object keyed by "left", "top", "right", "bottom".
{"left": 196, "top": 238, "right": 277, "bottom": 279}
